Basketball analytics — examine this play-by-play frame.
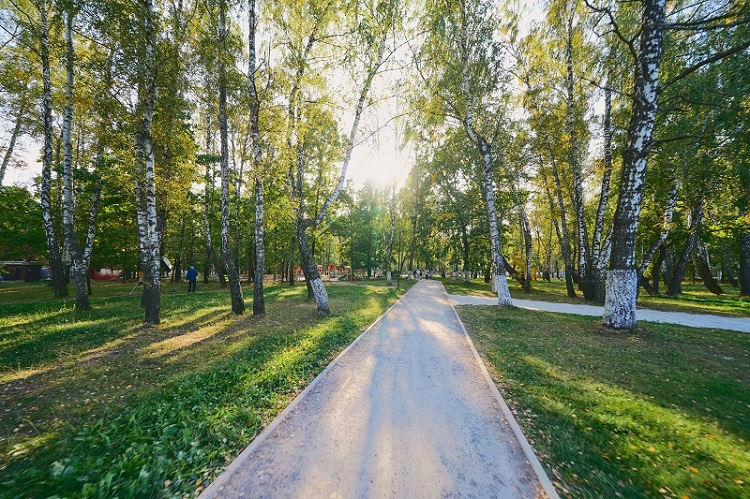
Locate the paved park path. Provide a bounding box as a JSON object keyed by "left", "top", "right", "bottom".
{"left": 201, "top": 280, "right": 557, "bottom": 498}
{"left": 449, "top": 295, "right": 750, "bottom": 333}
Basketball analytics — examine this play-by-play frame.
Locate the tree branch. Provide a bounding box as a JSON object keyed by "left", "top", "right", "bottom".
{"left": 663, "top": 38, "right": 750, "bottom": 89}
{"left": 583, "top": 0, "right": 639, "bottom": 62}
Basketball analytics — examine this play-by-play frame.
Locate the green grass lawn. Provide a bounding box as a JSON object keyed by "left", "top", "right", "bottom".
{"left": 0, "top": 280, "right": 411, "bottom": 497}
{"left": 438, "top": 277, "right": 750, "bottom": 317}
{"left": 459, "top": 306, "right": 750, "bottom": 498}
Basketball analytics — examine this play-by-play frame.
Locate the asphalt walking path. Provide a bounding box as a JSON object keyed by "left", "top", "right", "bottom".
{"left": 449, "top": 295, "right": 750, "bottom": 333}
{"left": 201, "top": 280, "right": 557, "bottom": 498}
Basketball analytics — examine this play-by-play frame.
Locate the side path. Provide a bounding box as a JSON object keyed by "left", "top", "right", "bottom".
{"left": 449, "top": 295, "right": 750, "bottom": 333}
{"left": 201, "top": 280, "right": 557, "bottom": 498}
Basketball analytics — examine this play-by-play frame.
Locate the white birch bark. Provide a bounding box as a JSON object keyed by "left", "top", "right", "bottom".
{"left": 460, "top": 17, "right": 511, "bottom": 306}
{"left": 479, "top": 139, "right": 512, "bottom": 306}
{"left": 566, "top": 9, "right": 592, "bottom": 298}
{"left": 603, "top": 0, "right": 667, "bottom": 329}
{"left": 313, "top": 30, "right": 389, "bottom": 226}
{"left": 38, "top": 0, "right": 67, "bottom": 297}
{"left": 667, "top": 198, "right": 703, "bottom": 296}
{"left": 137, "top": 0, "right": 161, "bottom": 325}
{"left": 291, "top": 7, "right": 393, "bottom": 314}
{"left": 202, "top": 123, "right": 226, "bottom": 288}
{"left": 285, "top": 31, "right": 317, "bottom": 303}
{"left": 590, "top": 85, "right": 613, "bottom": 302}
{"left": 249, "top": 0, "right": 265, "bottom": 315}
{"left": 253, "top": 178, "right": 265, "bottom": 312}
{"left": 219, "top": 0, "right": 245, "bottom": 314}
{"left": 591, "top": 86, "right": 613, "bottom": 266}
{"left": 134, "top": 162, "right": 149, "bottom": 284}
{"left": 639, "top": 179, "right": 678, "bottom": 272}
{"left": 61, "top": 9, "right": 95, "bottom": 311}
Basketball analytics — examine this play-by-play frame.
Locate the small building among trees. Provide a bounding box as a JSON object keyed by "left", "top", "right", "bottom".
{"left": 0, "top": 260, "right": 45, "bottom": 281}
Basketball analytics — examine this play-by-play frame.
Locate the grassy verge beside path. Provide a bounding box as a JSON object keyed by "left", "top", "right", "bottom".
{"left": 439, "top": 277, "right": 750, "bottom": 317}
{"left": 458, "top": 306, "right": 750, "bottom": 498}
{"left": 0, "top": 280, "right": 411, "bottom": 497}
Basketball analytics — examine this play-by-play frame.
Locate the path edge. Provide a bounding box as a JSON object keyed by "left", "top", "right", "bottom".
{"left": 443, "top": 285, "right": 561, "bottom": 499}
{"left": 198, "top": 283, "right": 415, "bottom": 498}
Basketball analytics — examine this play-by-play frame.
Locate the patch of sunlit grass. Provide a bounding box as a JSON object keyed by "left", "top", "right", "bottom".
{"left": 0, "top": 280, "right": 413, "bottom": 497}
{"left": 459, "top": 306, "right": 750, "bottom": 498}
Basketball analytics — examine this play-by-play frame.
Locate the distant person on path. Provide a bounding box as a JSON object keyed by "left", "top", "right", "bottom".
{"left": 187, "top": 266, "right": 198, "bottom": 292}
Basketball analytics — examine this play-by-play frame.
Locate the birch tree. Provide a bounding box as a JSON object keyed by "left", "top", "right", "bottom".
{"left": 217, "top": 0, "right": 245, "bottom": 314}
{"left": 561, "top": 0, "right": 595, "bottom": 299}
{"left": 279, "top": 0, "right": 397, "bottom": 314}
{"left": 590, "top": 84, "right": 614, "bottom": 302}
{"left": 248, "top": 0, "right": 265, "bottom": 315}
{"left": 134, "top": 0, "right": 161, "bottom": 325}
{"left": 36, "top": 0, "right": 68, "bottom": 297}
{"left": 518, "top": 58, "right": 577, "bottom": 297}
{"left": 599, "top": 0, "right": 667, "bottom": 329}
{"left": 60, "top": 6, "right": 101, "bottom": 311}
{"left": 586, "top": 0, "right": 750, "bottom": 328}
{"left": 415, "top": 0, "right": 514, "bottom": 305}
{"left": 385, "top": 184, "right": 396, "bottom": 285}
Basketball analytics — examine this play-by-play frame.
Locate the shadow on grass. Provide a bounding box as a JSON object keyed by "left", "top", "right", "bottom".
{"left": 460, "top": 306, "right": 750, "bottom": 498}
{"left": 0, "top": 282, "right": 404, "bottom": 497}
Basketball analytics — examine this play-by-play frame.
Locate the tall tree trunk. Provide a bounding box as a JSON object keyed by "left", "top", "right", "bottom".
{"left": 70, "top": 177, "right": 101, "bottom": 311}
{"left": 39, "top": 0, "right": 67, "bottom": 298}
{"left": 566, "top": 6, "right": 593, "bottom": 300}
{"left": 296, "top": 222, "right": 328, "bottom": 314}
{"left": 248, "top": 0, "right": 265, "bottom": 315}
{"left": 461, "top": 225, "right": 470, "bottom": 283}
{"left": 667, "top": 199, "right": 703, "bottom": 296}
{"left": 386, "top": 186, "right": 395, "bottom": 286}
{"left": 253, "top": 178, "right": 265, "bottom": 313}
{"left": 218, "top": 0, "right": 244, "bottom": 314}
{"left": 62, "top": 9, "right": 94, "bottom": 311}
{"left": 203, "top": 156, "right": 226, "bottom": 288}
{"left": 542, "top": 154, "right": 576, "bottom": 297}
{"left": 461, "top": 19, "right": 511, "bottom": 305}
{"left": 652, "top": 244, "right": 665, "bottom": 294}
{"left": 603, "top": 0, "right": 666, "bottom": 329}
{"left": 522, "top": 69, "right": 575, "bottom": 298}
{"left": 290, "top": 16, "right": 391, "bottom": 314}
{"left": 501, "top": 155, "right": 532, "bottom": 292}
{"left": 136, "top": 166, "right": 150, "bottom": 307}
{"left": 137, "top": 0, "right": 161, "bottom": 325}
{"left": 477, "top": 138, "right": 512, "bottom": 305}
{"left": 232, "top": 130, "right": 243, "bottom": 263}
{"left": 661, "top": 246, "right": 674, "bottom": 289}
{"left": 590, "top": 87, "right": 613, "bottom": 302}
{"left": 637, "top": 179, "right": 678, "bottom": 295}
{"left": 720, "top": 242, "right": 738, "bottom": 287}
{"left": 286, "top": 31, "right": 319, "bottom": 305}
{"left": 695, "top": 238, "right": 723, "bottom": 295}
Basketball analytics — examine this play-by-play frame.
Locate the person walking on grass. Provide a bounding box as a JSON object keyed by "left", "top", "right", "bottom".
{"left": 187, "top": 266, "right": 198, "bottom": 292}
